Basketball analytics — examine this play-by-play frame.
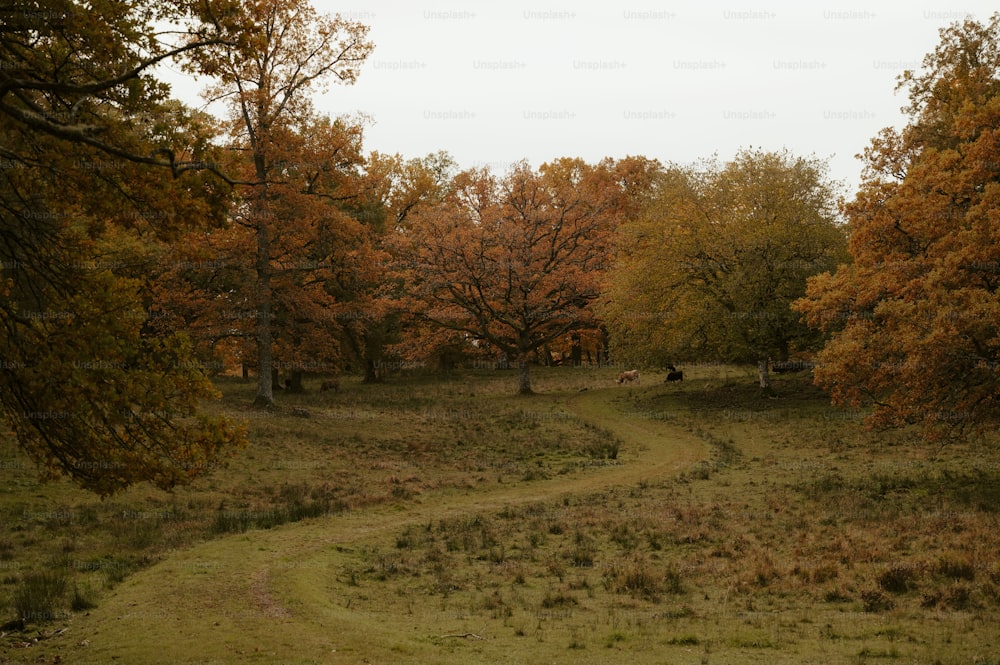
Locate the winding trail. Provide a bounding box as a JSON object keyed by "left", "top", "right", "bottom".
{"left": 63, "top": 387, "right": 708, "bottom": 664}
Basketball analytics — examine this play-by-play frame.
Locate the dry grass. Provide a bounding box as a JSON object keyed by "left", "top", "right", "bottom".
{"left": 1, "top": 366, "right": 999, "bottom": 664}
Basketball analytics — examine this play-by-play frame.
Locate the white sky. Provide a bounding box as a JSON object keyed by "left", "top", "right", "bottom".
{"left": 162, "top": 1, "right": 996, "bottom": 196}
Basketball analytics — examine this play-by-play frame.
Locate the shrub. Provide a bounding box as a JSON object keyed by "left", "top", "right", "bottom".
{"left": 667, "top": 635, "right": 700, "bottom": 645}
{"left": 861, "top": 589, "right": 894, "bottom": 613}
{"left": 603, "top": 556, "right": 683, "bottom": 601}
{"left": 878, "top": 565, "right": 918, "bottom": 594}
{"left": 945, "top": 583, "right": 974, "bottom": 610}
{"left": 102, "top": 558, "right": 133, "bottom": 586}
{"left": 936, "top": 557, "right": 976, "bottom": 581}
{"left": 541, "top": 590, "right": 578, "bottom": 608}
{"left": 71, "top": 583, "right": 97, "bottom": 611}
{"left": 210, "top": 491, "right": 345, "bottom": 535}
{"left": 583, "top": 439, "right": 620, "bottom": 460}
{"left": 565, "top": 529, "right": 597, "bottom": 568}
{"left": 13, "top": 569, "right": 68, "bottom": 623}
{"left": 609, "top": 523, "right": 640, "bottom": 552}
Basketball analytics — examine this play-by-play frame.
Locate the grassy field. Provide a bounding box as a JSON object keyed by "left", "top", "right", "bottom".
{"left": 2, "top": 364, "right": 999, "bottom": 664}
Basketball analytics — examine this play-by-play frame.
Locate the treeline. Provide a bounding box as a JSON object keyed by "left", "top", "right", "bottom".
{"left": 1, "top": 1, "right": 998, "bottom": 492}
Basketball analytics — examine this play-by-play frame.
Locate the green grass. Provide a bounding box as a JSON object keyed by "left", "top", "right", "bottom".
{"left": 1, "top": 365, "right": 999, "bottom": 664}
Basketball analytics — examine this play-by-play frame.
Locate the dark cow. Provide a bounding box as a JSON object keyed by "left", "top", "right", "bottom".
{"left": 320, "top": 378, "right": 340, "bottom": 392}
{"left": 617, "top": 370, "right": 640, "bottom": 385}
{"left": 665, "top": 364, "right": 683, "bottom": 382}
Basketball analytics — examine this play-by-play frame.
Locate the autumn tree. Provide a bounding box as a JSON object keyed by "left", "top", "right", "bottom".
{"left": 348, "top": 150, "right": 456, "bottom": 381}
{"left": 0, "top": 1, "right": 245, "bottom": 494}
{"left": 154, "top": 115, "right": 374, "bottom": 391}
{"left": 603, "top": 149, "right": 847, "bottom": 389}
{"left": 794, "top": 15, "right": 1000, "bottom": 438}
{"left": 272, "top": 117, "right": 377, "bottom": 392}
{"left": 391, "top": 158, "right": 625, "bottom": 394}
{"left": 187, "top": 0, "right": 372, "bottom": 407}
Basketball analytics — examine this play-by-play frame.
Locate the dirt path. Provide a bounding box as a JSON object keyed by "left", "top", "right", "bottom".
{"left": 269, "top": 387, "right": 707, "bottom": 541}
{"left": 358, "top": 388, "right": 693, "bottom": 523}
{"left": 61, "top": 387, "right": 709, "bottom": 663}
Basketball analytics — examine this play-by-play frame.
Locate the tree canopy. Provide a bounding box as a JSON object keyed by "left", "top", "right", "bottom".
{"left": 0, "top": 0, "right": 245, "bottom": 494}
{"left": 184, "top": 0, "right": 373, "bottom": 407}
{"left": 390, "top": 158, "right": 634, "bottom": 394}
{"left": 603, "top": 149, "right": 847, "bottom": 388}
{"left": 795, "top": 14, "right": 1000, "bottom": 439}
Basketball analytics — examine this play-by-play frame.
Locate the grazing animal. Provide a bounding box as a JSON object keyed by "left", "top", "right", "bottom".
{"left": 617, "top": 370, "right": 640, "bottom": 385}
{"left": 320, "top": 378, "right": 340, "bottom": 392}
{"left": 664, "top": 363, "right": 683, "bottom": 382}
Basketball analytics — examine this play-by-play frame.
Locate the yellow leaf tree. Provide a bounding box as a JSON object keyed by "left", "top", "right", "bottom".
{"left": 604, "top": 149, "right": 847, "bottom": 389}
{"left": 0, "top": 0, "right": 245, "bottom": 494}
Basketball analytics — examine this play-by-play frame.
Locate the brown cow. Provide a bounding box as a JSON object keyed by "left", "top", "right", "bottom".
{"left": 616, "top": 370, "right": 640, "bottom": 385}
{"left": 320, "top": 378, "right": 340, "bottom": 392}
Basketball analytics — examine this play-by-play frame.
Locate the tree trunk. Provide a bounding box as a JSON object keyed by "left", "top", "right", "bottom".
{"left": 287, "top": 370, "right": 305, "bottom": 393}
{"left": 363, "top": 359, "right": 380, "bottom": 384}
{"left": 757, "top": 358, "right": 771, "bottom": 391}
{"left": 518, "top": 360, "right": 533, "bottom": 395}
{"left": 570, "top": 334, "right": 582, "bottom": 367}
{"left": 438, "top": 353, "right": 454, "bottom": 372}
{"left": 253, "top": 200, "right": 274, "bottom": 409}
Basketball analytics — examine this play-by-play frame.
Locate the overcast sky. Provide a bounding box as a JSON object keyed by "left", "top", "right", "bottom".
{"left": 165, "top": 1, "right": 996, "bottom": 196}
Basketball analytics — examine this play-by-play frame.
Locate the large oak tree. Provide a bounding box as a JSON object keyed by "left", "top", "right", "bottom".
{"left": 153, "top": 116, "right": 375, "bottom": 391}
{"left": 336, "top": 151, "right": 455, "bottom": 382}
{"left": 795, "top": 15, "right": 1000, "bottom": 439}
{"left": 391, "top": 158, "right": 628, "bottom": 394}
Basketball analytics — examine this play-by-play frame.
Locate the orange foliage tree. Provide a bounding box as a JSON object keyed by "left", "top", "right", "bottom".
{"left": 155, "top": 116, "right": 374, "bottom": 391}
{"left": 186, "top": 0, "right": 372, "bottom": 407}
{"left": 390, "top": 158, "right": 629, "bottom": 394}
{"left": 334, "top": 151, "right": 455, "bottom": 382}
{"left": 795, "top": 15, "right": 1000, "bottom": 439}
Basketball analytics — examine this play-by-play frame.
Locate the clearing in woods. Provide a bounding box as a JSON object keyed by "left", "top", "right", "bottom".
{"left": 14, "top": 380, "right": 709, "bottom": 664}
{"left": 6, "top": 367, "right": 1000, "bottom": 664}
